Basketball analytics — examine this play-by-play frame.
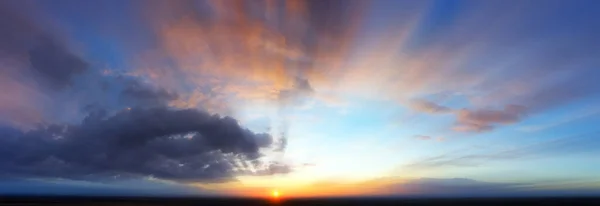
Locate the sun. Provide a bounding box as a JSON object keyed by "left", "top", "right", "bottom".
{"left": 271, "top": 189, "right": 280, "bottom": 199}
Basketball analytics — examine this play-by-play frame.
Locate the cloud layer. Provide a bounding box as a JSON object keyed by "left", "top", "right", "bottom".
{"left": 0, "top": 107, "right": 286, "bottom": 182}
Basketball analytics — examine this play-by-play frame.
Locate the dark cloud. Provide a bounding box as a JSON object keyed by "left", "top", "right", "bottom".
{"left": 0, "top": 2, "right": 88, "bottom": 90}
{"left": 28, "top": 37, "right": 88, "bottom": 90}
{"left": 0, "top": 1, "right": 92, "bottom": 127}
{"left": 120, "top": 79, "right": 179, "bottom": 108}
{"left": 454, "top": 104, "right": 528, "bottom": 132}
{"left": 0, "top": 178, "right": 210, "bottom": 196}
{"left": 408, "top": 99, "right": 452, "bottom": 114}
{"left": 306, "top": 0, "right": 353, "bottom": 36}
{"left": 0, "top": 2, "right": 38, "bottom": 54}
{"left": 303, "top": 0, "right": 365, "bottom": 56}
{"left": 0, "top": 106, "right": 287, "bottom": 183}
{"left": 278, "top": 77, "right": 315, "bottom": 106}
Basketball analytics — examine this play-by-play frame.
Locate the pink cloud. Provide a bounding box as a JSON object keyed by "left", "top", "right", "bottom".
{"left": 453, "top": 105, "right": 527, "bottom": 132}
{"left": 408, "top": 99, "right": 452, "bottom": 114}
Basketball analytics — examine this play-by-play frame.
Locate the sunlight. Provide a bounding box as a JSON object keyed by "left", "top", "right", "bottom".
{"left": 271, "top": 189, "right": 280, "bottom": 199}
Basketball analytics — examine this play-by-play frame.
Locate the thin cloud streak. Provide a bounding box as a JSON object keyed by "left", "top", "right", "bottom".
{"left": 398, "top": 131, "right": 600, "bottom": 171}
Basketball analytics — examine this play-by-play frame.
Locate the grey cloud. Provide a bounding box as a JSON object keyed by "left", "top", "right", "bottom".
{"left": 306, "top": 0, "right": 356, "bottom": 36}
{"left": 278, "top": 77, "right": 315, "bottom": 106}
{"left": 253, "top": 162, "right": 292, "bottom": 176}
{"left": 120, "top": 79, "right": 179, "bottom": 108}
{"left": 28, "top": 37, "right": 88, "bottom": 90}
{"left": 275, "top": 77, "right": 314, "bottom": 153}
{"left": 0, "top": 178, "right": 211, "bottom": 196}
{"left": 0, "top": 2, "right": 39, "bottom": 54}
{"left": 0, "top": 107, "right": 288, "bottom": 183}
{"left": 0, "top": 2, "right": 88, "bottom": 90}
{"left": 306, "top": 0, "right": 366, "bottom": 56}
{"left": 0, "top": 1, "right": 91, "bottom": 127}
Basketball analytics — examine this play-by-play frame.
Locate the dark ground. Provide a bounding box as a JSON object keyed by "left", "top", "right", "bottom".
{"left": 1, "top": 196, "right": 600, "bottom": 206}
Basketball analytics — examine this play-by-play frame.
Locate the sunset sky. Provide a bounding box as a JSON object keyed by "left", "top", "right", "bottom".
{"left": 1, "top": 0, "right": 600, "bottom": 198}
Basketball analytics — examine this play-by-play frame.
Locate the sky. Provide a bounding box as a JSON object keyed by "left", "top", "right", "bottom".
{"left": 1, "top": 0, "right": 600, "bottom": 198}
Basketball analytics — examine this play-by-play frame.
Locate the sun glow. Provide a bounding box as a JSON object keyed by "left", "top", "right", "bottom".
{"left": 271, "top": 189, "right": 280, "bottom": 199}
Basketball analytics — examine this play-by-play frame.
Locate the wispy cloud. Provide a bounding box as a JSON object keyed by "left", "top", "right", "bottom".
{"left": 364, "top": 1, "right": 600, "bottom": 133}
{"left": 413, "top": 135, "right": 444, "bottom": 142}
{"left": 399, "top": 131, "right": 600, "bottom": 171}
{"left": 408, "top": 99, "right": 452, "bottom": 114}
{"left": 378, "top": 178, "right": 531, "bottom": 197}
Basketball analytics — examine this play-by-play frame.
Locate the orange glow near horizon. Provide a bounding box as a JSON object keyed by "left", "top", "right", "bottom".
{"left": 271, "top": 189, "right": 280, "bottom": 198}
{"left": 192, "top": 176, "right": 406, "bottom": 198}
{"left": 269, "top": 189, "right": 282, "bottom": 203}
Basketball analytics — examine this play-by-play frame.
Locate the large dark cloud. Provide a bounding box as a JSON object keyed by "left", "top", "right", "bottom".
{"left": 0, "top": 106, "right": 286, "bottom": 183}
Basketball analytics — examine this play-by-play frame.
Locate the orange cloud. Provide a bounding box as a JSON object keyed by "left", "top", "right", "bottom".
{"left": 121, "top": 0, "right": 600, "bottom": 136}
{"left": 126, "top": 0, "right": 370, "bottom": 114}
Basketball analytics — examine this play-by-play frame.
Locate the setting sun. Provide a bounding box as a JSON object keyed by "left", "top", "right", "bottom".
{"left": 271, "top": 190, "right": 280, "bottom": 199}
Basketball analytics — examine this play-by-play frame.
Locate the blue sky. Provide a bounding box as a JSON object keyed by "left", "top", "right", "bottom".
{"left": 0, "top": 0, "right": 600, "bottom": 198}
